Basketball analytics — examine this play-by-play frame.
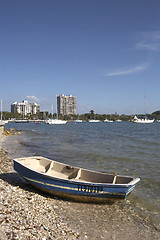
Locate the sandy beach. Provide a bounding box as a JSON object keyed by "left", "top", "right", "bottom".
{"left": 0, "top": 135, "right": 160, "bottom": 239}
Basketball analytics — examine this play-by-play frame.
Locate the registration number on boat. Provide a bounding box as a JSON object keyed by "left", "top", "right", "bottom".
{"left": 77, "top": 184, "right": 103, "bottom": 193}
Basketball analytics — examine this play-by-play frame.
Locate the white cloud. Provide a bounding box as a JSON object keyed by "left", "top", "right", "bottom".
{"left": 136, "top": 42, "right": 160, "bottom": 51}
{"left": 105, "top": 63, "right": 148, "bottom": 77}
{"left": 136, "top": 31, "right": 160, "bottom": 51}
{"left": 103, "top": 31, "right": 160, "bottom": 77}
{"left": 26, "top": 96, "right": 40, "bottom": 102}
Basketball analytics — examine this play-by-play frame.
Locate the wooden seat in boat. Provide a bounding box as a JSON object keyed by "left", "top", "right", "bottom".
{"left": 46, "top": 162, "right": 79, "bottom": 179}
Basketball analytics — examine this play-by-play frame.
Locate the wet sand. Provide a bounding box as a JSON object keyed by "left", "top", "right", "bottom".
{"left": 0, "top": 138, "right": 160, "bottom": 239}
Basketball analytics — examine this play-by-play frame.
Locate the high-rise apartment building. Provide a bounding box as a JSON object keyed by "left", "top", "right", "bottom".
{"left": 11, "top": 100, "right": 40, "bottom": 116}
{"left": 57, "top": 94, "right": 76, "bottom": 116}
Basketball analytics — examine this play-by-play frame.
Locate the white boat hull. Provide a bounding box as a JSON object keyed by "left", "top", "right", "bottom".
{"left": 89, "top": 120, "right": 100, "bottom": 122}
{"left": 133, "top": 116, "right": 154, "bottom": 124}
{"left": 46, "top": 119, "right": 67, "bottom": 124}
{"left": 104, "top": 119, "right": 113, "bottom": 122}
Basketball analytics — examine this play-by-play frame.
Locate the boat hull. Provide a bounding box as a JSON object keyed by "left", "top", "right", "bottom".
{"left": 14, "top": 161, "right": 138, "bottom": 203}
{"left": 45, "top": 119, "right": 67, "bottom": 124}
{"left": 133, "top": 116, "right": 154, "bottom": 123}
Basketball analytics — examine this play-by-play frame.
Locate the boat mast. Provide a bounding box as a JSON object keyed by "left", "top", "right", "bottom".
{"left": 51, "top": 104, "right": 54, "bottom": 117}
{"left": 56, "top": 94, "right": 58, "bottom": 119}
{"left": 144, "top": 94, "right": 146, "bottom": 115}
{"left": 1, "top": 100, "right": 2, "bottom": 120}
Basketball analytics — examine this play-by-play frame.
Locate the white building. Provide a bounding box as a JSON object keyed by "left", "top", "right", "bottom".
{"left": 11, "top": 100, "right": 40, "bottom": 116}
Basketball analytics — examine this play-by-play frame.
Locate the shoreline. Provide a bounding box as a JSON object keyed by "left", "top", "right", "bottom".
{"left": 0, "top": 136, "right": 160, "bottom": 239}
{"left": 0, "top": 147, "right": 81, "bottom": 240}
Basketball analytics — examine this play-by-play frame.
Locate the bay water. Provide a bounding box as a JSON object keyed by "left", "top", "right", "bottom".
{"left": 3, "top": 121, "right": 160, "bottom": 229}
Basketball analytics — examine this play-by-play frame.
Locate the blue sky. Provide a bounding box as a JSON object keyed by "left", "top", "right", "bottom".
{"left": 0, "top": 0, "right": 160, "bottom": 114}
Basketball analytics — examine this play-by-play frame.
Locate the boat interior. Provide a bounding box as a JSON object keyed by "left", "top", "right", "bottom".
{"left": 15, "top": 156, "right": 133, "bottom": 184}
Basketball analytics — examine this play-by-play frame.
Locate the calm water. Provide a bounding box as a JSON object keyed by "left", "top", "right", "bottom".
{"left": 3, "top": 121, "right": 160, "bottom": 228}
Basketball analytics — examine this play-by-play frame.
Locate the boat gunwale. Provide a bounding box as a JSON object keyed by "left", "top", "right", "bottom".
{"left": 13, "top": 156, "right": 140, "bottom": 187}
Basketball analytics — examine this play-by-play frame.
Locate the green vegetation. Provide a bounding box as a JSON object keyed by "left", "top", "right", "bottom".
{"left": 1, "top": 110, "right": 160, "bottom": 121}
{"left": 1, "top": 111, "right": 50, "bottom": 120}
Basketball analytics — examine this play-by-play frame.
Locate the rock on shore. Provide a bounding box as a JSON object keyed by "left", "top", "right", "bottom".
{"left": 0, "top": 149, "right": 81, "bottom": 240}
{"left": 0, "top": 148, "right": 160, "bottom": 240}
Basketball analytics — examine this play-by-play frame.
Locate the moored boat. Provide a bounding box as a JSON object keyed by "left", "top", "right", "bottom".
{"left": 13, "top": 156, "right": 140, "bottom": 203}
{"left": 15, "top": 119, "right": 29, "bottom": 123}
{"left": 34, "top": 120, "right": 43, "bottom": 124}
{"left": 104, "top": 119, "right": 113, "bottom": 123}
{"left": 89, "top": 120, "right": 100, "bottom": 123}
{"left": 0, "top": 120, "right": 7, "bottom": 125}
{"left": 45, "top": 118, "right": 67, "bottom": 124}
{"left": 133, "top": 116, "right": 154, "bottom": 124}
{"left": 74, "top": 120, "right": 83, "bottom": 123}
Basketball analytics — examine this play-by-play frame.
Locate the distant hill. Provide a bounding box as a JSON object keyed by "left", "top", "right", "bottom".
{"left": 152, "top": 110, "right": 160, "bottom": 115}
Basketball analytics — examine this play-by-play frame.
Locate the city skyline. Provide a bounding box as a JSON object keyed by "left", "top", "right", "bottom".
{"left": 1, "top": 1, "right": 160, "bottom": 115}
{"left": 6, "top": 94, "right": 158, "bottom": 116}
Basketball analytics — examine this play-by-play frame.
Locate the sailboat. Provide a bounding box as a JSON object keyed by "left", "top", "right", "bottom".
{"left": 133, "top": 115, "right": 154, "bottom": 123}
{"left": 45, "top": 101, "right": 67, "bottom": 125}
{"left": 133, "top": 95, "right": 154, "bottom": 124}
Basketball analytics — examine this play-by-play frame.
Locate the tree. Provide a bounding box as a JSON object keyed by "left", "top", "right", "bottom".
{"left": 90, "top": 110, "right": 94, "bottom": 115}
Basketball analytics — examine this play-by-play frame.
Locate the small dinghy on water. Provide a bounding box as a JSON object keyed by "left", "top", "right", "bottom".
{"left": 13, "top": 156, "right": 140, "bottom": 203}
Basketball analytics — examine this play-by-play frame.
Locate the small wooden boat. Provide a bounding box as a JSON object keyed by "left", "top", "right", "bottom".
{"left": 13, "top": 156, "right": 140, "bottom": 203}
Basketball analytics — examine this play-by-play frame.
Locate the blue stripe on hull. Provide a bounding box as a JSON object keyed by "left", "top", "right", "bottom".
{"left": 28, "top": 182, "right": 125, "bottom": 203}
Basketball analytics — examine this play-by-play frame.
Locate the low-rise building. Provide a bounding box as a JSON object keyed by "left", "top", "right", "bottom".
{"left": 11, "top": 100, "right": 40, "bottom": 116}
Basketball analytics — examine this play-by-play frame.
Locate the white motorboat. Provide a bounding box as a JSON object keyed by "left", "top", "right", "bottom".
{"left": 74, "top": 120, "right": 83, "bottom": 123}
{"left": 104, "top": 119, "right": 113, "bottom": 123}
{"left": 45, "top": 118, "right": 67, "bottom": 125}
{"left": 89, "top": 120, "right": 100, "bottom": 123}
{"left": 133, "top": 116, "right": 154, "bottom": 124}
{"left": 15, "top": 119, "right": 29, "bottom": 123}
